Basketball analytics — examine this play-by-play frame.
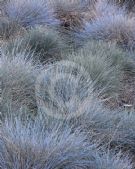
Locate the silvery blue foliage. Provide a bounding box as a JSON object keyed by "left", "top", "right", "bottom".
{"left": 66, "top": 41, "right": 122, "bottom": 98}
{"left": 113, "top": 112, "right": 135, "bottom": 153}
{"left": 0, "top": 51, "right": 40, "bottom": 115}
{"left": 78, "top": 93, "right": 135, "bottom": 155}
{"left": 35, "top": 60, "right": 93, "bottom": 120}
{"left": 83, "top": 14, "right": 135, "bottom": 49}
{"left": 4, "top": 0, "right": 59, "bottom": 27}
{"left": 77, "top": 0, "right": 135, "bottom": 50}
{"left": 0, "top": 113, "right": 132, "bottom": 169}
{"left": 4, "top": 26, "right": 66, "bottom": 63}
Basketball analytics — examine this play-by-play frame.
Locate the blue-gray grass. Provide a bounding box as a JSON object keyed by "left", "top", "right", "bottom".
{"left": 3, "top": 0, "right": 58, "bottom": 28}
{"left": 78, "top": 0, "right": 135, "bottom": 51}
{"left": 52, "top": 0, "right": 81, "bottom": 27}
{"left": 35, "top": 60, "right": 94, "bottom": 120}
{"left": 0, "top": 17, "right": 25, "bottom": 40}
{"left": 0, "top": 113, "right": 132, "bottom": 169}
{"left": 0, "top": 52, "right": 40, "bottom": 115}
{"left": 4, "top": 26, "right": 67, "bottom": 64}
{"left": 66, "top": 41, "right": 123, "bottom": 99}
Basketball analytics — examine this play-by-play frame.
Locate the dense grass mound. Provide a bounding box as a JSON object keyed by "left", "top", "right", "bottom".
{"left": 3, "top": 0, "right": 58, "bottom": 27}
{"left": 0, "top": 53, "right": 40, "bottom": 115}
{"left": 0, "top": 113, "right": 132, "bottom": 169}
{"left": 66, "top": 41, "right": 123, "bottom": 99}
{"left": 75, "top": 0, "right": 135, "bottom": 51}
{"left": 108, "top": 0, "right": 135, "bottom": 12}
{"left": 1, "top": 0, "right": 135, "bottom": 168}
{"left": 67, "top": 40, "right": 135, "bottom": 104}
{"left": 0, "top": 17, "right": 25, "bottom": 40}
{"left": 50, "top": 0, "right": 96, "bottom": 30}
{"left": 4, "top": 26, "right": 66, "bottom": 63}
{"left": 35, "top": 60, "right": 93, "bottom": 120}
{"left": 73, "top": 97, "right": 135, "bottom": 158}
{"left": 51, "top": 0, "right": 83, "bottom": 29}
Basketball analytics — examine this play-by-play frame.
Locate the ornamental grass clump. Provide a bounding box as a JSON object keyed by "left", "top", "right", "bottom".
{"left": 50, "top": 0, "right": 87, "bottom": 29}
{"left": 5, "top": 27, "right": 66, "bottom": 64}
{"left": 3, "top": 0, "right": 58, "bottom": 28}
{"left": 80, "top": 0, "right": 135, "bottom": 51}
{"left": 74, "top": 0, "right": 135, "bottom": 50}
{"left": 49, "top": 0, "right": 97, "bottom": 48}
{"left": 0, "top": 52, "right": 40, "bottom": 115}
{"left": 35, "top": 60, "right": 94, "bottom": 120}
{"left": 66, "top": 41, "right": 123, "bottom": 99}
{"left": 0, "top": 112, "right": 132, "bottom": 169}
{"left": 0, "top": 17, "right": 25, "bottom": 40}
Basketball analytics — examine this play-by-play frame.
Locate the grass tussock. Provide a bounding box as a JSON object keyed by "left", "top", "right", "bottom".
{"left": 0, "top": 17, "right": 25, "bottom": 40}
{"left": 79, "top": 1, "right": 135, "bottom": 51}
{"left": 50, "top": 0, "right": 96, "bottom": 30}
{"left": 66, "top": 41, "right": 123, "bottom": 99}
{"left": 3, "top": 0, "right": 58, "bottom": 27}
{"left": 51, "top": 0, "right": 83, "bottom": 29}
{"left": 4, "top": 26, "right": 66, "bottom": 63}
{"left": 0, "top": 113, "right": 132, "bottom": 169}
{"left": 0, "top": 53, "right": 40, "bottom": 115}
{"left": 108, "top": 0, "right": 135, "bottom": 12}
{"left": 73, "top": 98, "right": 135, "bottom": 157}
{"left": 1, "top": 0, "right": 135, "bottom": 168}
{"left": 35, "top": 60, "right": 93, "bottom": 120}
